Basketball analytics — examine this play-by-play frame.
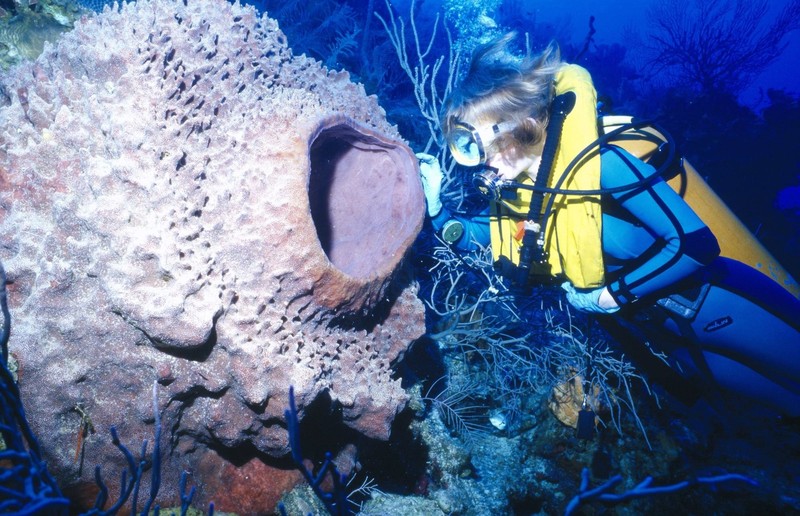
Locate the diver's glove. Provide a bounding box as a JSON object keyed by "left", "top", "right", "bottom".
{"left": 561, "top": 282, "right": 620, "bottom": 314}
{"left": 416, "top": 152, "right": 443, "bottom": 217}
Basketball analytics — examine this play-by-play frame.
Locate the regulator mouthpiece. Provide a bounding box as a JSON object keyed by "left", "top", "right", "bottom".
{"left": 472, "top": 167, "right": 512, "bottom": 201}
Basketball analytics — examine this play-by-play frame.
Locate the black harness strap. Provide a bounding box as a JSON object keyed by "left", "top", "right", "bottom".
{"left": 513, "top": 91, "right": 576, "bottom": 286}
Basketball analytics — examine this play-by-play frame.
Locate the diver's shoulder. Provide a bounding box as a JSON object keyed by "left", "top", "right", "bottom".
{"left": 597, "top": 144, "right": 658, "bottom": 187}
{"left": 599, "top": 143, "right": 639, "bottom": 161}
{"left": 599, "top": 144, "right": 653, "bottom": 177}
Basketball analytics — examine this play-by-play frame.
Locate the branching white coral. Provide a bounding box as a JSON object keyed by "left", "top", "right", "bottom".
{"left": 423, "top": 239, "right": 660, "bottom": 446}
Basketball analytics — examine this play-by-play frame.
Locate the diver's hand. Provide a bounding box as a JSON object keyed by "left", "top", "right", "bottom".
{"left": 561, "top": 282, "right": 620, "bottom": 314}
{"left": 416, "top": 152, "right": 443, "bottom": 217}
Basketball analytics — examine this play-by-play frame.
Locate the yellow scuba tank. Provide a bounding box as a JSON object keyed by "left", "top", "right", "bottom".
{"left": 601, "top": 115, "right": 800, "bottom": 299}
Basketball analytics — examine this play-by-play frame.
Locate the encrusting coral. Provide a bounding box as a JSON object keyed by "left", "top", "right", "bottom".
{"left": 0, "top": 0, "right": 86, "bottom": 69}
{"left": 0, "top": 0, "right": 425, "bottom": 511}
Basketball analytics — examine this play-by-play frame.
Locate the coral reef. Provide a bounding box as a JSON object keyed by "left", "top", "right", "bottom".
{"left": 74, "top": 0, "right": 115, "bottom": 12}
{"left": 0, "top": 0, "right": 84, "bottom": 69}
{"left": 0, "top": 0, "right": 425, "bottom": 511}
{"left": 442, "top": 0, "right": 502, "bottom": 58}
{"left": 0, "top": 260, "right": 71, "bottom": 515}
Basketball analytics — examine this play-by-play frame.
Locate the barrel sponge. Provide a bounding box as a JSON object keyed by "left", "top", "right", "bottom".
{"left": 0, "top": 0, "right": 425, "bottom": 510}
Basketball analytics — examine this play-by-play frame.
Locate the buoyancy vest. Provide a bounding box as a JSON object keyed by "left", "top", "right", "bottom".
{"left": 488, "top": 64, "right": 605, "bottom": 289}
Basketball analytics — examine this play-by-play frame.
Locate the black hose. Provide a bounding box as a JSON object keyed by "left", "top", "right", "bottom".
{"left": 514, "top": 92, "right": 577, "bottom": 285}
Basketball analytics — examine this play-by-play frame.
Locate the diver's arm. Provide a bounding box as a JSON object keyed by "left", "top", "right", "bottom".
{"left": 430, "top": 205, "right": 491, "bottom": 252}
{"left": 418, "top": 152, "right": 491, "bottom": 251}
{"left": 601, "top": 146, "right": 720, "bottom": 305}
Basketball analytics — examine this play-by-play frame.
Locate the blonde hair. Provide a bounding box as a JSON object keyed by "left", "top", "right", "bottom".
{"left": 442, "top": 33, "right": 562, "bottom": 159}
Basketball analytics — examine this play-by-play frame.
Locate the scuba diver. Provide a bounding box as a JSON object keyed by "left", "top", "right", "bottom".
{"left": 418, "top": 32, "right": 800, "bottom": 417}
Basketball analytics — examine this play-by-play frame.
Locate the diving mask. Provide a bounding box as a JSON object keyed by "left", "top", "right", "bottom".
{"left": 447, "top": 120, "right": 516, "bottom": 167}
